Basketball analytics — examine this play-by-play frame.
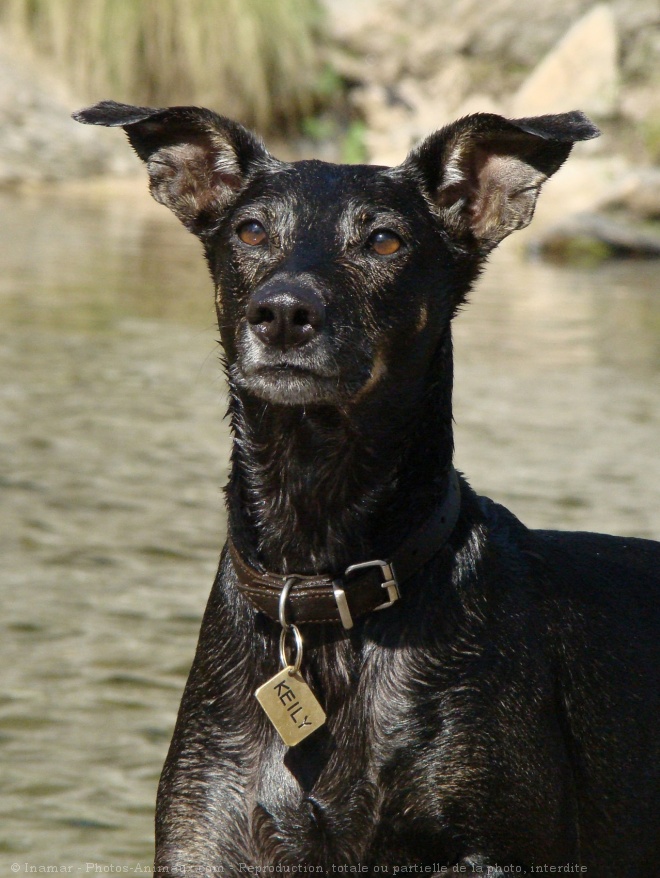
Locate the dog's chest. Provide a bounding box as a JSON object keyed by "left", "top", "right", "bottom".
{"left": 247, "top": 644, "right": 483, "bottom": 865}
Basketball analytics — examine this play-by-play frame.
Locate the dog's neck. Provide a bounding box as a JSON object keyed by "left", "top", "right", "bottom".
{"left": 225, "top": 334, "right": 455, "bottom": 576}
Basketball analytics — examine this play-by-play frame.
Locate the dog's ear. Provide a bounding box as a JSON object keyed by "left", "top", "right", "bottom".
{"left": 400, "top": 111, "right": 599, "bottom": 252}
{"left": 73, "top": 101, "right": 275, "bottom": 234}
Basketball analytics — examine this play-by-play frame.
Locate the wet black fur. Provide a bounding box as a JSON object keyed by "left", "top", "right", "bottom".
{"left": 74, "top": 102, "right": 659, "bottom": 875}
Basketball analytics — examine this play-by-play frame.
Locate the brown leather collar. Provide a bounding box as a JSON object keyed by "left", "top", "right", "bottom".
{"left": 229, "top": 467, "right": 461, "bottom": 629}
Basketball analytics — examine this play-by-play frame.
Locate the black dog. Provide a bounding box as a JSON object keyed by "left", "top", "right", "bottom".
{"left": 75, "top": 102, "right": 659, "bottom": 875}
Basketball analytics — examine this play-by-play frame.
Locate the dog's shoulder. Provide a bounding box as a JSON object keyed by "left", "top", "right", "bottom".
{"left": 528, "top": 527, "right": 659, "bottom": 597}
{"left": 477, "top": 490, "right": 658, "bottom": 593}
{"left": 472, "top": 492, "right": 658, "bottom": 656}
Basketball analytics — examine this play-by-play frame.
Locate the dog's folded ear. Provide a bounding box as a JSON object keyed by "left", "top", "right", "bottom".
{"left": 73, "top": 101, "right": 275, "bottom": 234}
{"left": 400, "top": 111, "right": 600, "bottom": 252}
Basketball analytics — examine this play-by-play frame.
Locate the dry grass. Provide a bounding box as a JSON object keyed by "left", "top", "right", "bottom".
{"left": 1, "top": 0, "right": 327, "bottom": 130}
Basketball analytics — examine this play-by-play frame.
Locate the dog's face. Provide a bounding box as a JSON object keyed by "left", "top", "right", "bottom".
{"left": 74, "top": 103, "right": 598, "bottom": 407}
{"left": 208, "top": 159, "right": 462, "bottom": 405}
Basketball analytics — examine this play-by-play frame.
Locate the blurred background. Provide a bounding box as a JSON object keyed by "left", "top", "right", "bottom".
{"left": 1, "top": 0, "right": 659, "bottom": 866}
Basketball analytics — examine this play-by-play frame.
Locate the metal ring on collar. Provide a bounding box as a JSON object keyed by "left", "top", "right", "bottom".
{"left": 279, "top": 624, "right": 303, "bottom": 675}
{"left": 279, "top": 576, "right": 298, "bottom": 630}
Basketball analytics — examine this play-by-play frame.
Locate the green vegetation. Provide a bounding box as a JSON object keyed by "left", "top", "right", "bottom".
{"left": 1, "top": 0, "right": 327, "bottom": 131}
{"left": 340, "top": 120, "right": 367, "bottom": 165}
{"left": 540, "top": 236, "right": 613, "bottom": 268}
{"left": 301, "top": 114, "right": 367, "bottom": 165}
{"left": 640, "top": 116, "right": 660, "bottom": 165}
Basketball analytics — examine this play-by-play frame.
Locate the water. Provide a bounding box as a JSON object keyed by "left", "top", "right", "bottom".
{"left": 1, "top": 185, "right": 658, "bottom": 867}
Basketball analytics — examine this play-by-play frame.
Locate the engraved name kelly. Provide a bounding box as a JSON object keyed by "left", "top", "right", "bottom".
{"left": 274, "top": 679, "right": 313, "bottom": 729}
{"left": 255, "top": 666, "right": 326, "bottom": 745}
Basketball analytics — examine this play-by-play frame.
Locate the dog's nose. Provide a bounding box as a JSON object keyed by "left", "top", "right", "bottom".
{"left": 246, "top": 285, "right": 325, "bottom": 349}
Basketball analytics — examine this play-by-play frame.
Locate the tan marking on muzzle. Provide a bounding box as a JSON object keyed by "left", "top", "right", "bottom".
{"left": 416, "top": 304, "right": 428, "bottom": 333}
{"left": 351, "top": 351, "right": 387, "bottom": 403}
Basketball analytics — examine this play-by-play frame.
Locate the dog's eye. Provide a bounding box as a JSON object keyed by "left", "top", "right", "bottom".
{"left": 237, "top": 220, "right": 267, "bottom": 246}
{"left": 367, "top": 229, "right": 402, "bottom": 256}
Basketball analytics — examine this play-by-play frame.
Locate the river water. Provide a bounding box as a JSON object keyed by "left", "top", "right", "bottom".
{"left": 1, "top": 186, "right": 658, "bottom": 866}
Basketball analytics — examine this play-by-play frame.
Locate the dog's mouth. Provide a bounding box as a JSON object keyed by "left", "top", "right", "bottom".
{"left": 233, "top": 320, "right": 376, "bottom": 406}
{"left": 232, "top": 359, "right": 345, "bottom": 406}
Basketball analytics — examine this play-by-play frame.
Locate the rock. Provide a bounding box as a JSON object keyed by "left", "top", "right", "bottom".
{"left": 533, "top": 212, "right": 660, "bottom": 263}
{"left": 328, "top": 0, "right": 644, "bottom": 165}
{"left": 452, "top": 94, "right": 505, "bottom": 121}
{"left": 0, "top": 37, "right": 138, "bottom": 186}
{"left": 509, "top": 5, "right": 619, "bottom": 119}
{"left": 597, "top": 169, "right": 660, "bottom": 220}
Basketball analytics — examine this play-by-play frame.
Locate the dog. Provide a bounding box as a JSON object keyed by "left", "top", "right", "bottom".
{"left": 74, "top": 101, "right": 659, "bottom": 875}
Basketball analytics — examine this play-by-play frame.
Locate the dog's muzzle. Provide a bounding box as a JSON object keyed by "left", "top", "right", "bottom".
{"left": 246, "top": 280, "right": 325, "bottom": 352}
{"left": 236, "top": 279, "right": 347, "bottom": 404}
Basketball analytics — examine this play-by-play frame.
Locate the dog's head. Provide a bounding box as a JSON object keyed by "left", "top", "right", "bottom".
{"left": 75, "top": 102, "right": 598, "bottom": 407}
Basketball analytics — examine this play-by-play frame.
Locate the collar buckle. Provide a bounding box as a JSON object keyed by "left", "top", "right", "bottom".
{"left": 333, "top": 560, "right": 400, "bottom": 630}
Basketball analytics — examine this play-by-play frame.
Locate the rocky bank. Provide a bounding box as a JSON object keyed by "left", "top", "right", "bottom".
{"left": 0, "top": 34, "right": 138, "bottom": 186}
{"left": 1, "top": 1, "right": 659, "bottom": 259}
{"left": 326, "top": 0, "right": 660, "bottom": 258}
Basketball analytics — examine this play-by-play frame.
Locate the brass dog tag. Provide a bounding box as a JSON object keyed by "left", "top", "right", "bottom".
{"left": 255, "top": 667, "right": 326, "bottom": 747}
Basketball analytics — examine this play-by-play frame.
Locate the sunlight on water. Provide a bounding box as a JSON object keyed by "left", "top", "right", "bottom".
{"left": 1, "top": 186, "right": 658, "bottom": 864}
